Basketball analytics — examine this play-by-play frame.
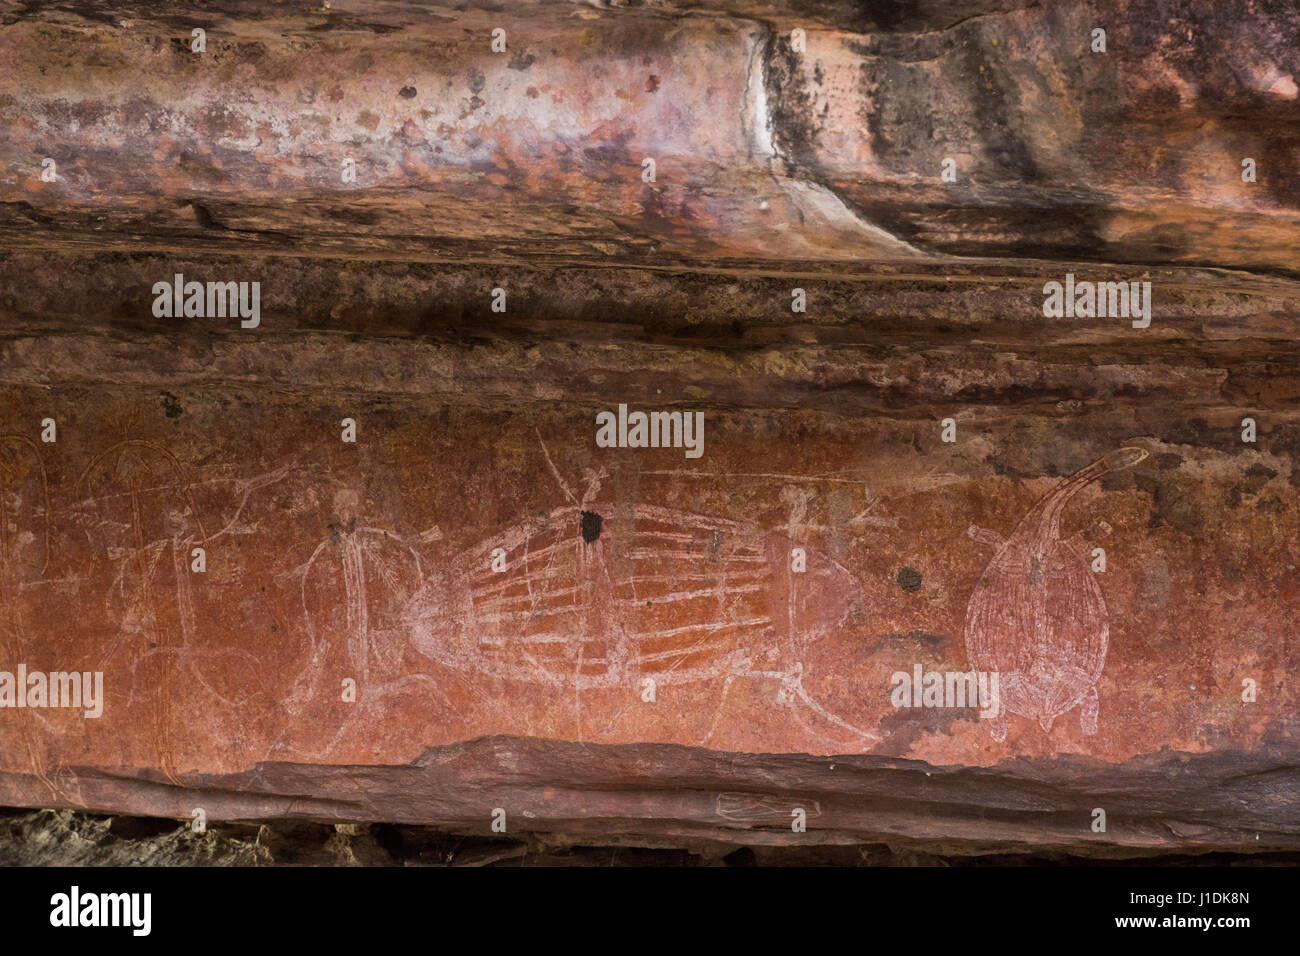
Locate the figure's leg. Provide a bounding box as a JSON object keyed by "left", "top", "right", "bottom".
{"left": 779, "top": 663, "right": 880, "bottom": 747}
{"left": 987, "top": 714, "right": 1007, "bottom": 742}
{"left": 984, "top": 686, "right": 1007, "bottom": 742}
{"left": 163, "top": 753, "right": 184, "bottom": 788}
{"left": 1080, "top": 685, "right": 1099, "bottom": 735}
{"left": 987, "top": 712, "right": 1008, "bottom": 743}
{"left": 700, "top": 675, "right": 737, "bottom": 747}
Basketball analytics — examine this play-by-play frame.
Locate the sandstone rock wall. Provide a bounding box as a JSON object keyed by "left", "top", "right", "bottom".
{"left": 0, "top": 0, "right": 1297, "bottom": 858}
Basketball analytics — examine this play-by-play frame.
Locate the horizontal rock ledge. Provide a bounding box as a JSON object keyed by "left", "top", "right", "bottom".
{"left": 0, "top": 738, "right": 1295, "bottom": 858}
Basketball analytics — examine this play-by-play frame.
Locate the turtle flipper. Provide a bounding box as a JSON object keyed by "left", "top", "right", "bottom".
{"left": 967, "top": 526, "right": 1004, "bottom": 548}
{"left": 1066, "top": 519, "right": 1112, "bottom": 551}
{"left": 1080, "top": 685, "right": 1099, "bottom": 735}
{"left": 987, "top": 714, "right": 1007, "bottom": 742}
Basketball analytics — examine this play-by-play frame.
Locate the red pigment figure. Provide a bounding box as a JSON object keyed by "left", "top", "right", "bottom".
{"left": 964, "top": 446, "right": 1149, "bottom": 741}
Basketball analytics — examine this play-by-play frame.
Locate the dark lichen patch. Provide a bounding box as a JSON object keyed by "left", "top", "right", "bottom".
{"left": 398, "top": 85, "right": 416, "bottom": 98}
{"left": 160, "top": 390, "right": 183, "bottom": 420}
{"left": 873, "top": 693, "right": 979, "bottom": 756}
{"left": 1143, "top": 476, "right": 1208, "bottom": 537}
{"left": 580, "top": 510, "right": 603, "bottom": 543}
{"left": 1243, "top": 463, "right": 1279, "bottom": 490}
{"left": 897, "top": 567, "right": 923, "bottom": 592}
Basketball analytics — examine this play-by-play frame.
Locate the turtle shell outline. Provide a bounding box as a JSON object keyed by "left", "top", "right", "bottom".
{"left": 964, "top": 446, "right": 1149, "bottom": 741}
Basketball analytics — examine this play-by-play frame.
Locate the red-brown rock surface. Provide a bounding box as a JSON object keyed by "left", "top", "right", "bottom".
{"left": 0, "top": 0, "right": 1297, "bottom": 858}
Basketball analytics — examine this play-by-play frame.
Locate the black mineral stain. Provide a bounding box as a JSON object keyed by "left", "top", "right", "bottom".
{"left": 580, "top": 510, "right": 603, "bottom": 543}
{"left": 160, "top": 390, "right": 183, "bottom": 420}
{"left": 399, "top": 85, "right": 417, "bottom": 98}
{"left": 762, "top": 30, "right": 820, "bottom": 176}
{"left": 897, "top": 567, "right": 923, "bottom": 592}
{"left": 467, "top": 68, "right": 485, "bottom": 94}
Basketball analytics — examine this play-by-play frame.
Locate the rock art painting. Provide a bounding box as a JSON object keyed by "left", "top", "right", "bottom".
{"left": 73, "top": 438, "right": 206, "bottom": 784}
{"left": 281, "top": 486, "right": 433, "bottom": 761}
{"left": 278, "top": 441, "right": 882, "bottom": 756}
{"left": 0, "top": 402, "right": 1237, "bottom": 780}
{"left": 403, "top": 455, "right": 876, "bottom": 750}
{"left": 70, "top": 429, "right": 288, "bottom": 777}
{"left": 964, "top": 447, "right": 1150, "bottom": 741}
{"left": 0, "top": 435, "right": 57, "bottom": 796}
{"left": 1, "top": 0, "right": 1298, "bottom": 873}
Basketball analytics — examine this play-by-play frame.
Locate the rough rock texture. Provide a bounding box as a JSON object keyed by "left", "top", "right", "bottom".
{"left": 0, "top": 0, "right": 1298, "bottom": 859}
{"left": 4, "top": 0, "right": 1299, "bottom": 268}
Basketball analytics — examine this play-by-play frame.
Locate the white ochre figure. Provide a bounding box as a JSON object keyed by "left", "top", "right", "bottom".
{"left": 964, "top": 447, "right": 1149, "bottom": 741}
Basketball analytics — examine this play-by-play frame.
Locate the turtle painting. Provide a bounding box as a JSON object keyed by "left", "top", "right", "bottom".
{"left": 964, "top": 446, "right": 1149, "bottom": 741}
